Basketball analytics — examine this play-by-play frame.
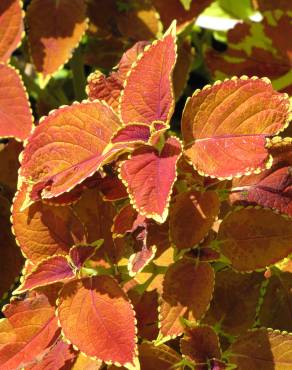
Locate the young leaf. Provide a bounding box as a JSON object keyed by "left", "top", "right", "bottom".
{"left": 0, "top": 64, "right": 33, "bottom": 141}
{"left": 119, "top": 136, "right": 182, "bottom": 223}
{"left": 159, "top": 258, "right": 214, "bottom": 338}
{"left": 169, "top": 190, "right": 220, "bottom": 249}
{"left": 0, "top": 292, "right": 60, "bottom": 369}
{"left": 182, "top": 77, "right": 290, "bottom": 179}
{"left": 230, "top": 137, "right": 292, "bottom": 216}
{"left": 180, "top": 325, "right": 221, "bottom": 367}
{"left": 12, "top": 184, "right": 86, "bottom": 264}
{"left": 217, "top": 208, "right": 292, "bottom": 271}
{"left": 119, "top": 22, "right": 177, "bottom": 125}
{"left": 203, "top": 270, "right": 264, "bottom": 335}
{"left": 0, "top": 194, "right": 23, "bottom": 299}
{"left": 128, "top": 245, "right": 157, "bottom": 276}
{"left": 14, "top": 255, "right": 75, "bottom": 294}
{"left": 0, "top": 0, "right": 23, "bottom": 62}
{"left": 69, "top": 244, "right": 98, "bottom": 270}
{"left": 57, "top": 276, "right": 138, "bottom": 367}
{"left": 27, "top": 0, "right": 87, "bottom": 79}
{"left": 112, "top": 203, "right": 146, "bottom": 238}
{"left": 111, "top": 123, "right": 152, "bottom": 145}
{"left": 230, "top": 328, "right": 292, "bottom": 370}
{"left": 20, "top": 101, "right": 121, "bottom": 200}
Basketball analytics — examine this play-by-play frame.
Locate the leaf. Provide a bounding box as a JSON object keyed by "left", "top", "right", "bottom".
{"left": 56, "top": 276, "right": 138, "bottom": 366}
{"left": 27, "top": 0, "right": 87, "bottom": 78}
{"left": 259, "top": 270, "right": 292, "bottom": 332}
{"left": 96, "top": 173, "right": 128, "bottom": 201}
{"left": 0, "top": 0, "right": 23, "bottom": 62}
{"left": 128, "top": 245, "right": 157, "bottom": 276}
{"left": 0, "top": 194, "right": 24, "bottom": 299}
{"left": 203, "top": 270, "right": 264, "bottom": 335}
{"left": 69, "top": 244, "right": 98, "bottom": 270}
{"left": 169, "top": 190, "right": 220, "bottom": 249}
{"left": 182, "top": 77, "right": 290, "bottom": 179}
{"left": 111, "top": 123, "right": 152, "bottom": 145}
{"left": 14, "top": 256, "right": 75, "bottom": 293}
{"left": 0, "top": 292, "right": 60, "bottom": 369}
{"left": 138, "top": 342, "right": 181, "bottom": 370}
{"left": 180, "top": 325, "right": 221, "bottom": 368}
{"left": 152, "top": 0, "right": 212, "bottom": 31}
{"left": 230, "top": 137, "right": 292, "bottom": 216}
{"left": 0, "top": 64, "right": 33, "bottom": 141}
{"left": 119, "top": 22, "right": 177, "bottom": 125}
{"left": 217, "top": 208, "right": 292, "bottom": 271}
{"left": 119, "top": 136, "right": 182, "bottom": 223}
{"left": 112, "top": 203, "right": 146, "bottom": 238}
{"left": 159, "top": 258, "right": 214, "bottom": 338}
{"left": 86, "top": 41, "right": 148, "bottom": 111}
{"left": 230, "top": 328, "right": 292, "bottom": 370}
{"left": 72, "top": 353, "right": 103, "bottom": 370}
{"left": 20, "top": 101, "right": 121, "bottom": 200}
{"left": 12, "top": 184, "right": 86, "bottom": 264}
{"left": 25, "top": 339, "right": 76, "bottom": 370}
{"left": 0, "top": 140, "right": 22, "bottom": 201}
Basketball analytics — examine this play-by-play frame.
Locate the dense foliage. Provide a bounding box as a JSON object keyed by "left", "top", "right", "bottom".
{"left": 0, "top": 1, "right": 291, "bottom": 369}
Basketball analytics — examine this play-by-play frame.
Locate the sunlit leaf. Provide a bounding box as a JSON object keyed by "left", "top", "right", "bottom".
{"left": 119, "top": 22, "right": 177, "bottom": 125}
{"left": 182, "top": 77, "right": 290, "bottom": 178}
{"left": 159, "top": 258, "right": 214, "bottom": 338}
{"left": 0, "top": 0, "right": 23, "bottom": 62}
{"left": 27, "top": 0, "right": 87, "bottom": 78}
{"left": 12, "top": 184, "right": 86, "bottom": 264}
{"left": 230, "top": 328, "right": 292, "bottom": 370}
{"left": 57, "top": 276, "right": 138, "bottom": 366}
{"left": 120, "top": 137, "right": 182, "bottom": 223}
{"left": 217, "top": 208, "right": 292, "bottom": 271}
{"left": 20, "top": 101, "right": 121, "bottom": 200}
{"left": 169, "top": 190, "right": 220, "bottom": 249}
{"left": 0, "top": 64, "right": 33, "bottom": 141}
{"left": 72, "top": 352, "right": 103, "bottom": 370}
{"left": 69, "top": 244, "right": 97, "bottom": 270}
{"left": 128, "top": 245, "right": 157, "bottom": 276}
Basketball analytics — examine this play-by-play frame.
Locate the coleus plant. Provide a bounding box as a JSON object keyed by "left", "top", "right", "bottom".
{"left": 0, "top": 17, "right": 292, "bottom": 370}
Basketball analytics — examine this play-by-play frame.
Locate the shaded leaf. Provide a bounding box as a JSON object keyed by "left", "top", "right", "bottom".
{"left": 57, "top": 276, "right": 137, "bottom": 366}
{"left": 112, "top": 203, "right": 146, "bottom": 238}
{"left": 12, "top": 184, "right": 86, "bottom": 264}
{"left": 0, "top": 64, "right": 33, "bottom": 141}
{"left": 128, "top": 245, "right": 157, "bottom": 276}
{"left": 217, "top": 208, "right": 292, "bottom": 271}
{"left": 230, "top": 328, "right": 292, "bottom": 370}
{"left": 69, "top": 245, "right": 97, "bottom": 270}
{"left": 203, "top": 270, "right": 264, "bottom": 335}
{"left": 0, "top": 292, "right": 60, "bottom": 369}
{"left": 182, "top": 77, "right": 290, "bottom": 178}
{"left": 120, "top": 22, "right": 177, "bottom": 125}
{"left": 20, "top": 101, "right": 121, "bottom": 200}
{"left": 14, "top": 256, "right": 75, "bottom": 293}
{"left": 259, "top": 270, "right": 292, "bottom": 332}
{"left": 138, "top": 342, "right": 181, "bottom": 370}
{"left": 180, "top": 325, "right": 221, "bottom": 368}
{"left": 169, "top": 190, "right": 220, "bottom": 249}
{"left": 119, "top": 137, "right": 182, "bottom": 223}
{"left": 0, "top": 0, "right": 23, "bottom": 62}
{"left": 159, "top": 258, "right": 214, "bottom": 338}
{"left": 27, "top": 0, "right": 87, "bottom": 78}
{"left": 0, "top": 194, "right": 23, "bottom": 298}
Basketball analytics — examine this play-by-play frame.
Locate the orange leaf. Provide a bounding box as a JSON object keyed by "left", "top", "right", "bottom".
{"left": 0, "top": 0, "right": 23, "bottom": 62}
{"left": 0, "top": 64, "right": 33, "bottom": 141}
{"left": 57, "top": 276, "right": 138, "bottom": 366}
{"left": 27, "top": 0, "right": 87, "bottom": 78}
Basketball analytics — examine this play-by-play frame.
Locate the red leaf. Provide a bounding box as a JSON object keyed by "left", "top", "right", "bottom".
{"left": 12, "top": 184, "right": 86, "bottom": 264}
{"left": 0, "top": 64, "right": 33, "bottom": 141}
{"left": 182, "top": 77, "right": 290, "bottom": 178}
{"left": 119, "top": 136, "right": 182, "bottom": 223}
{"left": 0, "top": 0, "right": 23, "bottom": 62}
{"left": 111, "top": 123, "right": 152, "bottom": 144}
{"left": 230, "top": 137, "right": 292, "bottom": 216}
{"left": 169, "top": 190, "right": 220, "bottom": 249}
{"left": 57, "top": 276, "right": 138, "bottom": 366}
{"left": 119, "top": 22, "right": 177, "bottom": 125}
{"left": 27, "top": 0, "right": 87, "bottom": 78}
{"left": 0, "top": 292, "right": 60, "bottom": 369}
{"left": 112, "top": 203, "right": 146, "bottom": 238}
{"left": 20, "top": 101, "right": 121, "bottom": 199}
{"left": 15, "top": 256, "right": 75, "bottom": 293}
{"left": 159, "top": 258, "right": 215, "bottom": 338}
{"left": 128, "top": 245, "right": 157, "bottom": 276}
{"left": 69, "top": 245, "right": 97, "bottom": 270}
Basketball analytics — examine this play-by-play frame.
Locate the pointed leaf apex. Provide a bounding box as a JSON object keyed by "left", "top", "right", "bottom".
{"left": 165, "top": 19, "right": 177, "bottom": 37}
